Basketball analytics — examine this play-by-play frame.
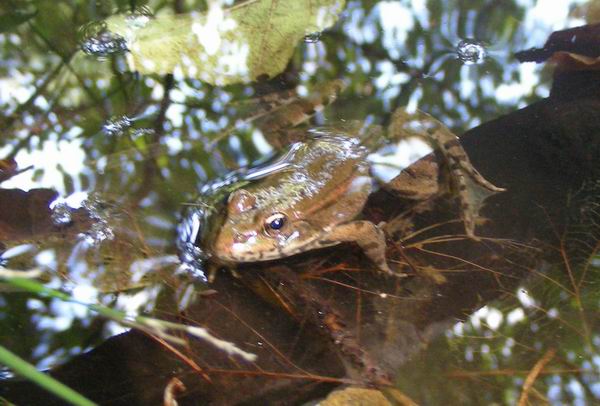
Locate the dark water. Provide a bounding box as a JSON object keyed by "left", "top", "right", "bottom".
{"left": 1, "top": 0, "right": 599, "bottom": 404}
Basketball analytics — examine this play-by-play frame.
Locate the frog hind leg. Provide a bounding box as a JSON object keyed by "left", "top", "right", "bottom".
{"left": 321, "top": 221, "right": 406, "bottom": 277}
{"left": 388, "top": 108, "right": 505, "bottom": 238}
{"left": 437, "top": 136, "right": 505, "bottom": 239}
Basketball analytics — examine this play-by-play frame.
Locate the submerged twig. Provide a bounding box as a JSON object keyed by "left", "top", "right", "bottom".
{"left": 518, "top": 348, "right": 556, "bottom": 406}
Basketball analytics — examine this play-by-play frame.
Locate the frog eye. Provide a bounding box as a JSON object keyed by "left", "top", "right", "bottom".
{"left": 265, "top": 213, "right": 287, "bottom": 233}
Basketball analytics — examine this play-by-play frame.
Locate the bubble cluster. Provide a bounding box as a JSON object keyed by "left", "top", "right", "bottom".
{"left": 81, "top": 199, "right": 114, "bottom": 245}
{"left": 84, "top": 221, "right": 115, "bottom": 245}
{"left": 51, "top": 203, "right": 73, "bottom": 226}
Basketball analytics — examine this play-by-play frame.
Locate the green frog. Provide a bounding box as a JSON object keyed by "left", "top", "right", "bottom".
{"left": 211, "top": 132, "right": 394, "bottom": 273}
{"left": 178, "top": 83, "right": 504, "bottom": 277}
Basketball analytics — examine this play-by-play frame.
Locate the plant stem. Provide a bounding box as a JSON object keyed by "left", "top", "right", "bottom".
{"left": 0, "top": 345, "right": 97, "bottom": 406}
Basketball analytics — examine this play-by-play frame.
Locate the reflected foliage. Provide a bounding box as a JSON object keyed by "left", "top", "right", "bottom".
{"left": 398, "top": 256, "right": 600, "bottom": 404}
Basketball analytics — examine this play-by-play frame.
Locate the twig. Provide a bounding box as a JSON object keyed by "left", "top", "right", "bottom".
{"left": 150, "top": 335, "right": 212, "bottom": 383}
{"left": 163, "top": 377, "right": 186, "bottom": 406}
{"left": 518, "top": 348, "right": 556, "bottom": 406}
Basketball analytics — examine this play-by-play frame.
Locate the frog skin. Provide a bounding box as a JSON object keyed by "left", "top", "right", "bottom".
{"left": 183, "top": 82, "right": 504, "bottom": 276}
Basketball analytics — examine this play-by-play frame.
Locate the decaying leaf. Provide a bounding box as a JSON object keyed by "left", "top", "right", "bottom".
{"left": 106, "top": 0, "right": 346, "bottom": 85}
{"left": 0, "top": 188, "right": 57, "bottom": 241}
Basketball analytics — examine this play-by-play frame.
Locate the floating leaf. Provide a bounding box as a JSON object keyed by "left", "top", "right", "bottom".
{"left": 105, "top": 0, "right": 345, "bottom": 84}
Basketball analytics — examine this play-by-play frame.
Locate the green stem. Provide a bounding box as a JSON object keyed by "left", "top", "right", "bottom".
{"left": 0, "top": 345, "right": 97, "bottom": 406}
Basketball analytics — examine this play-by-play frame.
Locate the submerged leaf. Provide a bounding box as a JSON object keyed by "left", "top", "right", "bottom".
{"left": 105, "top": 0, "right": 345, "bottom": 84}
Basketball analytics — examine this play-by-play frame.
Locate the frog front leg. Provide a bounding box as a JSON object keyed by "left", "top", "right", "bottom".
{"left": 320, "top": 220, "right": 406, "bottom": 277}
{"left": 388, "top": 108, "right": 505, "bottom": 238}
{"left": 254, "top": 80, "right": 347, "bottom": 148}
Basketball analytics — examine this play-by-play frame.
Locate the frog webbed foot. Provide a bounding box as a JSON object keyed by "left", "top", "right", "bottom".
{"left": 326, "top": 221, "right": 407, "bottom": 278}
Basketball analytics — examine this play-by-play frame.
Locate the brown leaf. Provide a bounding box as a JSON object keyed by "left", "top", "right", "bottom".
{"left": 0, "top": 158, "right": 33, "bottom": 183}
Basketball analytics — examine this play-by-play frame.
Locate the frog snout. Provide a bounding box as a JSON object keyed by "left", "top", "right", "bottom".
{"left": 213, "top": 229, "right": 260, "bottom": 261}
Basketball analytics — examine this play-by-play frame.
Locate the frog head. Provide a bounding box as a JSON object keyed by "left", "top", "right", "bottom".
{"left": 212, "top": 188, "right": 322, "bottom": 263}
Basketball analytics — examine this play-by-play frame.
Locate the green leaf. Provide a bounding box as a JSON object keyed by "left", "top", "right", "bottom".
{"left": 106, "top": 0, "right": 346, "bottom": 84}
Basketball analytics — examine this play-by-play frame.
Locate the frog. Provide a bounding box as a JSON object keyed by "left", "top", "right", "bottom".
{"left": 178, "top": 81, "right": 504, "bottom": 277}
{"left": 211, "top": 132, "right": 394, "bottom": 273}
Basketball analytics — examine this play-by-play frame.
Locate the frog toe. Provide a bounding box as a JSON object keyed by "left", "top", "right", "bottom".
{"left": 376, "top": 259, "right": 407, "bottom": 278}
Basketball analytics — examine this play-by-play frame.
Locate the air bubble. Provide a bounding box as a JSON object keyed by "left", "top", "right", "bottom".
{"left": 303, "top": 31, "right": 322, "bottom": 43}
{"left": 131, "top": 128, "right": 155, "bottom": 138}
{"left": 81, "top": 199, "right": 115, "bottom": 245}
{"left": 51, "top": 203, "right": 72, "bottom": 226}
{"left": 79, "top": 21, "right": 128, "bottom": 58}
{"left": 83, "top": 221, "right": 114, "bottom": 245}
{"left": 456, "top": 39, "right": 487, "bottom": 65}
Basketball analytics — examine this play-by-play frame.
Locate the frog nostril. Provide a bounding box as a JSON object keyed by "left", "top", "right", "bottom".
{"left": 233, "top": 233, "right": 250, "bottom": 244}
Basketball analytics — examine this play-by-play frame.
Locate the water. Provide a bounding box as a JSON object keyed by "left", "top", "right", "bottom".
{"left": 1, "top": 1, "right": 599, "bottom": 405}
